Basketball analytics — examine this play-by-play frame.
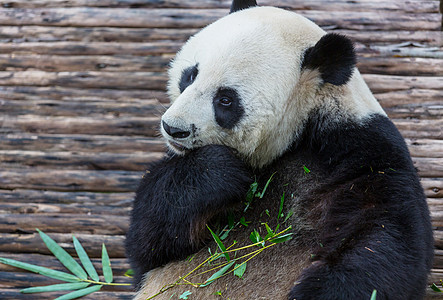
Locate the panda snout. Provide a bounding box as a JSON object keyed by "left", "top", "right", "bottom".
{"left": 162, "top": 121, "right": 191, "bottom": 139}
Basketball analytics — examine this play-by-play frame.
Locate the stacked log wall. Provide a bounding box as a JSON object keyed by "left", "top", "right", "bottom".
{"left": 0, "top": 0, "right": 441, "bottom": 298}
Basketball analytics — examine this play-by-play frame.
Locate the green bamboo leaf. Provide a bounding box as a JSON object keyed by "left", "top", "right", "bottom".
{"left": 54, "top": 284, "right": 102, "bottom": 300}
{"left": 200, "top": 261, "right": 235, "bottom": 287}
{"left": 370, "top": 289, "right": 377, "bottom": 300}
{"left": 431, "top": 283, "right": 442, "bottom": 292}
{"left": 21, "top": 282, "right": 90, "bottom": 294}
{"left": 278, "top": 193, "right": 285, "bottom": 221}
{"left": 124, "top": 269, "right": 134, "bottom": 277}
{"left": 264, "top": 223, "right": 273, "bottom": 235}
{"left": 207, "top": 226, "right": 230, "bottom": 262}
{"left": 37, "top": 229, "right": 87, "bottom": 280}
{"left": 250, "top": 230, "right": 264, "bottom": 247}
{"left": 233, "top": 262, "right": 247, "bottom": 278}
{"left": 73, "top": 236, "right": 99, "bottom": 281}
{"left": 179, "top": 290, "right": 192, "bottom": 299}
{"left": 258, "top": 173, "right": 275, "bottom": 198}
{"left": 0, "top": 257, "right": 79, "bottom": 282}
{"left": 269, "top": 233, "right": 293, "bottom": 244}
{"left": 102, "top": 243, "right": 113, "bottom": 283}
{"left": 303, "top": 165, "right": 311, "bottom": 174}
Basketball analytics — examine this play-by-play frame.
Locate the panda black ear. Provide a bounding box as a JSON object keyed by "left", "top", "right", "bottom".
{"left": 230, "top": 0, "right": 257, "bottom": 13}
{"left": 301, "top": 33, "right": 356, "bottom": 86}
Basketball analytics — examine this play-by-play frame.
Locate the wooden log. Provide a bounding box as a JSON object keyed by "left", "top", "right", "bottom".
{"left": 1, "top": 115, "right": 160, "bottom": 136}
{"left": 5, "top": 95, "right": 437, "bottom": 121}
{"left": 0, "top": 213, "right": 129, "bottom": 234}
{"left": 363, "top": 74, "right": 443, "bottom": 93}
{"left": 0, "top": 86, "right": 168, "bottom": 102}
{"left": 413, "top": 158, "right": 443, "bottom": 178}
{"left": 0, "top": 150, "right": 164, "bottom": 171}
{"left": 0, "top": 169, "right": 142, "bottom": 192}
{"left": 393, "top": 119, "right": 443, "bottom": 139}
{"left": 358, "top": 57, "right": 443, "bottom": 76}
{"left": 333, "top": 30, "right": 442, "bottom": 46}
{"left": 375, "top": 89, "right": 443, "bottom": 108}
{"left": 0, "top": 26, "right": 197, "bottom": 42}
{"left": 0, "top": 99, "right": 167, "bottom": 118}
{"left": 0, "top": 41, "right": 181, "bottom": 55}
{"left": 2, "top": 72, "right": 441, "bottom": 97}
{"left": 385, "top": 105, "right": 442, "bottom": 120}
{"left": 0, "top": 93, "right": 425, "bottom": 122}
{"left": 422, "top": 179, "right": 443, "bottom": 198}
{"left": 0, "top": 150, "right": 439, "bottom": 175}
{"left": 1, "top": 0, "right": 438, "bottom": 13}
{"left": 0, "top": 233, "right": 125, "bottom": 257}
{"left": 0, "top": 272, "right": 131, "bottom": 291}
{"left": 0, "top": 289, "right": 133, "bottom": 300}
{"left": 405, "top": 139, "right": 443, "bottom": 158}
{"left": 0, "top": 8, "right": 439, "bottom": 31}
{"left": 0, "top": 189, "right": 134, "bottom": 205}
{"left": 368, "top": 44, "right": 443, "bottom": 59}
{"left": 0, "top": 133, "right": 166, "bottom": 153}
{"left": 1, "top": 26, "right": 440, "bottom": 46}
{"left": 0, "top": 202, "right": 131, "bottom": 216}
{"left": 0, "top": 54, "right": 173, "bottom": 72}
{"left": 0, "top": 71, "right": 167, "bottom": 90}
{"left": 1, "top": 54, "right": 441, "bottom": 77}
{"left": 0, "top": 253, "right": 130, "bottom": 274}
{"left": 1, "top": 116, "right": 439, "bottom": 139}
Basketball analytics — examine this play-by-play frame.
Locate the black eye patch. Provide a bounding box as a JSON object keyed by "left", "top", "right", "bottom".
{"left": 213, "top": 88, "right": 244, "bottom": 129}
{"left": 179, "top": 64, "right": 199, "bottom": 93}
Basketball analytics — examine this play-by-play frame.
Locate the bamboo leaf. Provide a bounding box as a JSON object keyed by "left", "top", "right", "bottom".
{"left": 258, "top": 173, "right": 275, "bottom": 198}
{"left": 102, "top": 243, "right": 113, "bottom": 283}
{"left": 303, "top": 165, "right": 311, "bottom": 174}
{"left": 37, "top": 229, "right": 87, "bottom": 280}
{"left": 431, "top": 283, "right": 442, "bottom": 292}
{"left": 264, "top": 223, "right": 273, "bottom": 235}
{"left": 124, "top": 269, "right": 134, "bottom": 277}
{"left": 179, "top": 290, "right": 192, "bottom": 299}
{"left": 21, "top": 282, "right": 90, "bottom": 294}
{"left": 73, "top": 236, "right": 99, "bottom": 281}
{"left": 269, "top": 233, "right": 293, "bottom": 244}
{"left": 278, "top": 193, "right": 285, "bottom": 221}
{"left": 207, "top": 226, "right": 230, "bottom": 262}
{"left": 54, "top": 284, "right": 102, "bottom": 300}
{"left": 0, "top": 257, "right": 79, "bottom": 282}
{"left": 233, "top": 262, "right": 247, "bottom": 278}
{"left": 250, "top": 230, "right": 264, "bottom": 247}
{"left": 370, "top": 289, "right": 377, "bottom": 300}
{"left": 200, "top": 261, "right": 235, "bottom": 287}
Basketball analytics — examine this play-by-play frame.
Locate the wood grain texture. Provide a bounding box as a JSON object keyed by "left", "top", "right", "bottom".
{"left": 0, "top": 1, "right": 441, "bottom": 299}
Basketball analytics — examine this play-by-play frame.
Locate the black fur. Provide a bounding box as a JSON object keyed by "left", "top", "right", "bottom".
{"left": 302, "top": 33, "right": 356, "bottom": 85}
{"left": 213, "top": 87, "right": 245, "bottom": 129}
{"left": 230, "top": 0, "right": 257, "bottom": 13}
{"left": 125, "top": 145, "right": 252, "bottom": 288}
{"left": 285, "top": 114, "right": 433, "bottom": 300}
{"left": 179, "top": 64, "right": 198, "bottom": 93}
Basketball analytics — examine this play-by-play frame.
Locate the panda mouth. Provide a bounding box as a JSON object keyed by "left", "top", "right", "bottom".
{"left": 168, "top": 141, "right": 190, "bottom": 153}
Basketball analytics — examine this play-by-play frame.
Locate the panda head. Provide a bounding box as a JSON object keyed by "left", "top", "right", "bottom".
{"left": 161, "top": 0, "right": 385, "bottom": 168}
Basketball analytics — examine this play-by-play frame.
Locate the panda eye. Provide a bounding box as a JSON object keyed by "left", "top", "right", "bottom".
{"left": 179, "top": 64, "right": 198, "bottom": 93}
{"left": 219, "top": 97, "right": 232, "bottom": 106}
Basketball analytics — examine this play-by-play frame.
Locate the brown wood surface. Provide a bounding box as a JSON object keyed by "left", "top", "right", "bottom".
{"left": 0, "top": 0, "right": 441, "bottom": 299}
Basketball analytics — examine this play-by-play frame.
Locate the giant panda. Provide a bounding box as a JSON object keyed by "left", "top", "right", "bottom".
{"left": 125, "top": 0, "right": 434, "bottom": 299}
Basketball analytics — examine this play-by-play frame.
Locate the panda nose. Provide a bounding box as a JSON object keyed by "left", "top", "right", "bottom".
{"left": 162, "top": 121, "right": 191, "bottom": 139}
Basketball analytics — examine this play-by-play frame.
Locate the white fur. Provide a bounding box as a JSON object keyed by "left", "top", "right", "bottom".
{"left": 162, "top": 6, "right": 385, "bottom": 168}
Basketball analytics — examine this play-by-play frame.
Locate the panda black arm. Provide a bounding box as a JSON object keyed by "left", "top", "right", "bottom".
{"left": 125, "top": 145, "right": 252, "bottom": 288}
{"left": 288, "top": 115, "right": 433, "bottom": 300}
